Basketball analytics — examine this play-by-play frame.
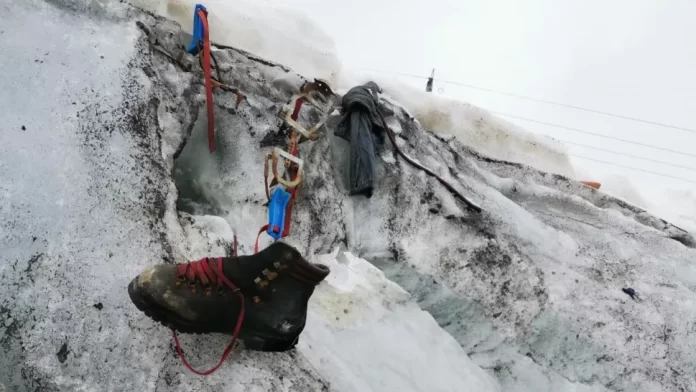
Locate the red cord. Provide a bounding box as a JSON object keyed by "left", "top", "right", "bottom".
{"left": 291, "top": 96, "right": 304, "bottom": 121}
{"left": 172, "top": 255, "right": 245, "bottom": 375}
{"left": 197, "top": 9, "right": 215, "bottom": 153}
{"left": 255, "top": 224, "right": 270, "bottom": 254}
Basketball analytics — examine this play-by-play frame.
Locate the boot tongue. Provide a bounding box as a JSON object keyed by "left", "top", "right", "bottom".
{"left": 220, "top": 242, "right": 329, "bottom": 288}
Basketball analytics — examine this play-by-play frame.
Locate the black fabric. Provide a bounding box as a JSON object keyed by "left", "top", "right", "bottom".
{"left": 335, "top": 82, "right": 384, "bottom": 198}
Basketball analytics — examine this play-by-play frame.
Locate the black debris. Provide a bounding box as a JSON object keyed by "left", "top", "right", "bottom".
{"left": 57, "top": 342, "right": 69, "bottom": 363}
{"left": 622, "top": 287, "right": 638, "bottom": 301}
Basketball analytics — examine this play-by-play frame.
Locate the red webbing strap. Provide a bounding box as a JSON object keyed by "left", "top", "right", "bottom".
{"left": 197, "top": 9, "right": 215, "bottom": 153}
{"left": 255, "top": 224, "right": 270, "bottom": 254}
{"left": 233, "top": 234, "right": 238, "bottom": 257}
{"left": 173, "top": 257, "right": 244, "bottom": 376}
{"left": 283, "top": 187, "right": 298, "bottom": 237}
{"left": 291, "top": 96, "right": 304, "bottom": 119}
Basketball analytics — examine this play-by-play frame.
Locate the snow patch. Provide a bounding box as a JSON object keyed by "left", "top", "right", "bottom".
{"left": 134, "top": 0, "right": 341, "bottom": 79}
{"left": 301, "top": 249, "right": 501, "bottom": 392}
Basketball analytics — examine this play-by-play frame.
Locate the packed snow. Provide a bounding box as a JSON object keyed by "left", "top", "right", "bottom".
{"left": 302, "top": 249, "right": 500, "bottom": 392}
{"left": 2, "top": 1, "right": 696, "bottom": 392}
{"left": 594, "top": 174, "right": 696, "bottom": 237}
{"left": 133, "top": 0, "right": 341, "bottom": 80}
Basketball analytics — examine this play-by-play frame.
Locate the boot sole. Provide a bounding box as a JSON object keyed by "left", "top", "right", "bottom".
{"left": 128, "top": 280, "right": 300, "bottom": 351}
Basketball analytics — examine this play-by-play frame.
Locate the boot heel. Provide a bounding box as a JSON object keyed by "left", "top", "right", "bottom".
{"left": 243, "top": 335, "right": 300, "bottom": 352}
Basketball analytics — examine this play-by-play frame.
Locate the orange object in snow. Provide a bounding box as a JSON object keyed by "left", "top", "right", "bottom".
{"left": 580, "top": 181, "right": 601, "bottom": 189}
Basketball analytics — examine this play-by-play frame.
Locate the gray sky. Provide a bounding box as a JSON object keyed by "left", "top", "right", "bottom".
{"left": 277, "top": 0, "right": 695, "bottom": 198}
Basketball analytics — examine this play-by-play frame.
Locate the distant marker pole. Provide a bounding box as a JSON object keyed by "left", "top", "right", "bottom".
{"left": 426, "top": 68, "right": 434, "bottom": 92}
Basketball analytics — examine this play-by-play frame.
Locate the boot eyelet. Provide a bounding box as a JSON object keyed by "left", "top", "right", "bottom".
{"left": 262, "top": 269, "right": 279, "bottom": 280}
{"left": 216, "top": 286, "right": 225, "bottom": 296}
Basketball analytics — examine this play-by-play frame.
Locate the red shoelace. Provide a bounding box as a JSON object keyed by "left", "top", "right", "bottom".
{"left": 172, "top": 236, "right": 244, "bottom": 376}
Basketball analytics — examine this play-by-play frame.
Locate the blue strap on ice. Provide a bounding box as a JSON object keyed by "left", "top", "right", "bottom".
{"left": 186, "top": 4, "right": 208, "bottom": 55}
{"left": 267, "top": 187, "right": 291, "bottom": 240}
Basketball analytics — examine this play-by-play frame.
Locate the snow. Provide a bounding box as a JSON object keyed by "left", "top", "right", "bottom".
{"left": 648, "top": 188, "right": 696, "bottom": 236}
{"left": 588, "top": 174, "right": 696, "bottom": 237}
{"left": 133, "top": 0, "right": 341, "bottom": 79}
{"left": 2, "top": 0, "right": 696, "bottom": 391}
{"left": 351, "top": 73, "right": 578, "bottom": 179}
{"left": 301, "top": 249, "right": 500, "bottom": 392}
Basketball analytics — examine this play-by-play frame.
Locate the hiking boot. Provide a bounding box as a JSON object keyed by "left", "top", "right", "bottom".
{"left": 127, "top": 242, "right": 330, "bottom": 351}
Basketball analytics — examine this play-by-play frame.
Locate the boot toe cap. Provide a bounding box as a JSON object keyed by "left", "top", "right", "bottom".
{"left": 128, "top": 264, "right": 180, "bottom": 312}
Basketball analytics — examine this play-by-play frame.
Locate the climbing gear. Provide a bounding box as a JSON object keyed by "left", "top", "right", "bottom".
{"left": 256, "top": 80, "right": 337, "bottom": 249}
{"left": 128, "top": 242, "right": 330, "bottom": 375}
{"left": 186, "top": 5, "right": 247, "bottom": 153}
{"left": 373, "top": 96, "right": 483, "bottom": 213}
{"left": 278, "top": 79, "right": 335, "bottom": 142}
{"left": 266, "top": 147, "right": 305, "bottom": 189}
{"left": 186, "top": 5, "right": 215, "bottom": 152}
{"left": 211, "top": 79, "right": 246, "bottom": 108}
{"left": 263, "top": 147, "right": 304, "bottom": 242}
{"left": 137, "top": 8, "right": 247, "bottom": 154}
{"left": 186, "top": 4, "right": 209, "bottom": 55}
{"left": 281, "top": 102, "right": 324, "bottom": 141}
{"left": 267, "top": 187, "right": 292, "bottom": 240}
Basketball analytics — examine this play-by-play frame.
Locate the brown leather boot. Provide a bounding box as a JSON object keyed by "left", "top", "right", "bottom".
{"left": 128, "top": 242, "right": 330, "bottom": 351}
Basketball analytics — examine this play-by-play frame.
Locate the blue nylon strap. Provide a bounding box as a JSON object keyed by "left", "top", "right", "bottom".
{"left": 186, "top": 4, "right": 208, "bottom": 55}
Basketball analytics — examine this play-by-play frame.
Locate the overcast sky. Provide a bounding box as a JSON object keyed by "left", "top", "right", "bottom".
{"left": 271, "top": 0, "right": 695, "bottom": 198}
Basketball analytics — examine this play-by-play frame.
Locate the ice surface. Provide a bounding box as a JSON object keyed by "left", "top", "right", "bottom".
{"left": 2, "top": 1, "right": 696, "bottom": 392}
{"left": 589, "top": 174, "right": 696, "bottom": 237}
{"left": 596, "top": 174, "right": 651, "bottom": 209}
{"left": 301, "top": 249, "right": 500, "bottom": 392}
{"left": 647, "top": 188, "right": 696, "bottom": 237}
